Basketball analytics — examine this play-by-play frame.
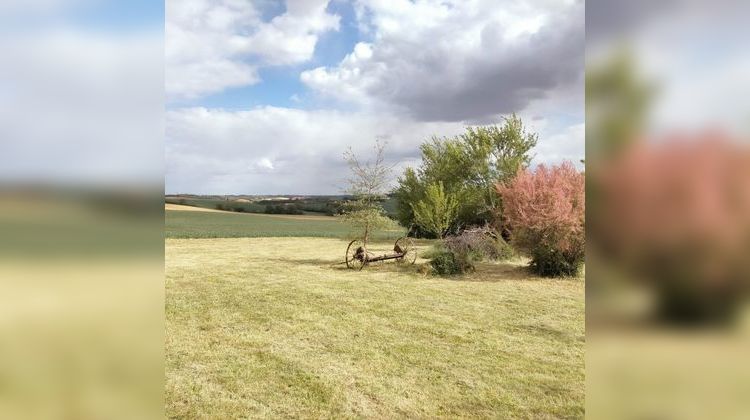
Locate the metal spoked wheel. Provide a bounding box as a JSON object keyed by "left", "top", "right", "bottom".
{"left": 345, "top": 239, "right": 367, "bottom": 270}
{"left": 394, "top": 237, "right": 417, "bottom": 265}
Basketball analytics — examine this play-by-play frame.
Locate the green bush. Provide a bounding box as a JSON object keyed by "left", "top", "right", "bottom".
{"left": 430, "top": 250, "right": 462, "bottom": 275}
{"left": 529, "top": 245, "right": 583, "bottom": 277}
{"left": 429, "top": 248, "right": 478, "bottom": 276}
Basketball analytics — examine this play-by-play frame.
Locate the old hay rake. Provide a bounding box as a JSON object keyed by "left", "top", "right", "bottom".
{"left": 345, "top": 237, "right": 417, "bottom": 270}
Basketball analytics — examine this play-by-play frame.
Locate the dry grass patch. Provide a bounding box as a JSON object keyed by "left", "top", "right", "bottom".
{"left": 165, "top": 203, "right": 226, "bottom": 212}
{"left": 166, "top": 237, "right": 584, "bottom": 418}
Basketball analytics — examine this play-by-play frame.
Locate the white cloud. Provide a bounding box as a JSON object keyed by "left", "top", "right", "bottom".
{"left": 166, "top": 107, "right": 467, "bottom": 194}
{"left": 165, "top": 0, "right": 585, "bottom": 193}
{"left": 166, "top": 105, "right": 585, "bottom": 194}
{"left": 166, "top": 0, "right": 340, "bottom": 100}
{"left": 531, "top": 122, "right": 585, "bottom": 168}
{"left": 0, "top": 29, "right": 164, "bottom": 184}
{"left": 588, "top": 0, "right": 750, "bottom": 138}
{"left": 630, "top": 8, "right": 750, "bottom": 138}
{"left": 246, "top": 0, "right": 340, "bottom": 65}
{"left": 255, "top": 157, "right": 275, "bottom": 171}
{"left": 301, "top": 0, "right": 584, "bottom": 122}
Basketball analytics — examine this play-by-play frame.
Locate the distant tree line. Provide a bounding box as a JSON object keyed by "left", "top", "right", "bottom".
{"left": 264, "top": 203, "right": 304, "bottom": 215}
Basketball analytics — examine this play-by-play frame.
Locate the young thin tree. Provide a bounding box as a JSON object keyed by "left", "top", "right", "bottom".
{"left": 342, "top": 139, "right": 395, "bottom": 247}
{"left": 410, "top": 181, "right": 458, "bottom": 238}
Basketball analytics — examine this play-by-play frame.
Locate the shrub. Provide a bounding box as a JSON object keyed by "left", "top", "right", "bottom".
{"left": 497, "top": 162, "right": 585, "bottom": 277}
{"left": 444, "top": 225, "right": 514, "bottom": 261}
{"left": 591, "top": 136, "right": 750, "bottom": 322}
{"left": 427, "top": 226, "right": 514, "bottom": 276}
{"left": 529, "top": 245, "right": 583, "bottom": 277}
{"left": 430, "top": 249, "right": 474, "bottom": 276}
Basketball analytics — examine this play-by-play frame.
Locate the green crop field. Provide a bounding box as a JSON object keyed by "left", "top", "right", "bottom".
{"left": 166, "top": 237, "right": 585, "bottom": 418}
{"left": 166, "top": 197, "right": 268, "bottom": 213}
{"left": 165, "top": 210, "right": 404, "bottom": 239}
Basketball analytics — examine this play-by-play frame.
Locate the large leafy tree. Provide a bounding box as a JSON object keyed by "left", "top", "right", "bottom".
{"left": 395, "top": 115, "right": 537, "bottom": 236}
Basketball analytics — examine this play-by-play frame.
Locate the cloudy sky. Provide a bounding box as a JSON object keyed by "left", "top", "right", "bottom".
{"left": 165, "top": 0, "right": 585, "bottom": 195}
{"left": 1, "top": 0, "right": 164, "bottom": 185}
{"left": 587, "top": 0, "right": 750, "bottom": 140}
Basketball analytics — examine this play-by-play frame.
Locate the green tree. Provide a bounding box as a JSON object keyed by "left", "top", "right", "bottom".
{"left": 342, "top": 139, "right": 396, "bottom": 247}
{"left": 394, "top": 167, "right": 422, "bottom": 232}
{"left": 586, "top": 48, "right": 653, "bottom": 160}
{"left": 395, "top": 115, "right": 537, "bottom": 234}
{"left": 410, "top": 182, "right": 458, "bottom": 238}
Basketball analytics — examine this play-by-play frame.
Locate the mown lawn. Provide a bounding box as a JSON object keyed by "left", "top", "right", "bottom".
{"left": 166, "top": 237, "right": 585, "bottom": 418}
{"left": 165, "top": 210, "right": 404, "bottom": 239}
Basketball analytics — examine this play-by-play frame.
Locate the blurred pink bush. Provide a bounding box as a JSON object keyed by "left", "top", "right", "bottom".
{"left": 591, "top": 133, "right": 750, "bottom": 322}
{"left": 497, "top": 161, "right": 585, "bottom": 276}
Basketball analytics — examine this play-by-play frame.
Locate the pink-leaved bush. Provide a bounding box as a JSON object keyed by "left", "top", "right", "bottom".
{"left": 497, "top": 161, "right": 585, "bottom": 276}
{"left": 590, "top": 133, "right": 750, "bottom": 322}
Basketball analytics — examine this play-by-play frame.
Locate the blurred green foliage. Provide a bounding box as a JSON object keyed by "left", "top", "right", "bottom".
{"left": 586, "top": 48, "right": 654, "bottom": 160}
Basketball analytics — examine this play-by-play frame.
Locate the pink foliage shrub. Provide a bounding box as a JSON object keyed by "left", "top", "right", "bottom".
{"left": 497, "top": 161, "right": 585, "bottom": 276}
{"left": 591, "top": 133, "right": 750, "bottom": 321}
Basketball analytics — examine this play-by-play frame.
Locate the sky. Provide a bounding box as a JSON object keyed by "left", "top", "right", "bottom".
{"left": 2, "top": 0, "right": 747, "bottom": 193}
{"left": 164, "top": 0, "right": 586, "bottom": 195}
{"left": 587, "top": 0, "right": 750, "bottom": 140}
{"left": 0, "top": 0, "right": 164, "bottom": 185}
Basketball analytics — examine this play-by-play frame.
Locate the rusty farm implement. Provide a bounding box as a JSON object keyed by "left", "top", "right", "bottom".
{"left": 345, "top": 237, "right": 417, "bottom": 270}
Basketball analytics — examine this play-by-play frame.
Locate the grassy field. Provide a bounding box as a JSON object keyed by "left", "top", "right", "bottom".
{"left": 165, "top": 196, "right": 400, "bottom": 218}
{"left": 166, "top": 197, "right": 267, "bottom": 213}
{"left": 166, "top": 237, "right": 585, "bottom": 418}
{"left": 165, "top": 209, "right": 404, "bottom": 239}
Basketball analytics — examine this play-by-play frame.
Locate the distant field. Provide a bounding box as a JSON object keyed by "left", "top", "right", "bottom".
{"left": 165, "top": 195, "right": 400, "bottom": 218}
{"left": 166, "top": 237, "right": 585, "bottom": 418}
{"left": 165, "top": 209, "right": 404, "bottom": 239}
{"left": 165, "top": 203, "right": 224, "bottom": 212}
{"left": 166, "top": 197, "right": 267, "bottom": 213}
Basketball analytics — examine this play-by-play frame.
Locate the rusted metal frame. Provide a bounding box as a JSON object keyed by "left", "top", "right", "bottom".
{"left": 365, "top": 252, "right": 404, "bottom": 263}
